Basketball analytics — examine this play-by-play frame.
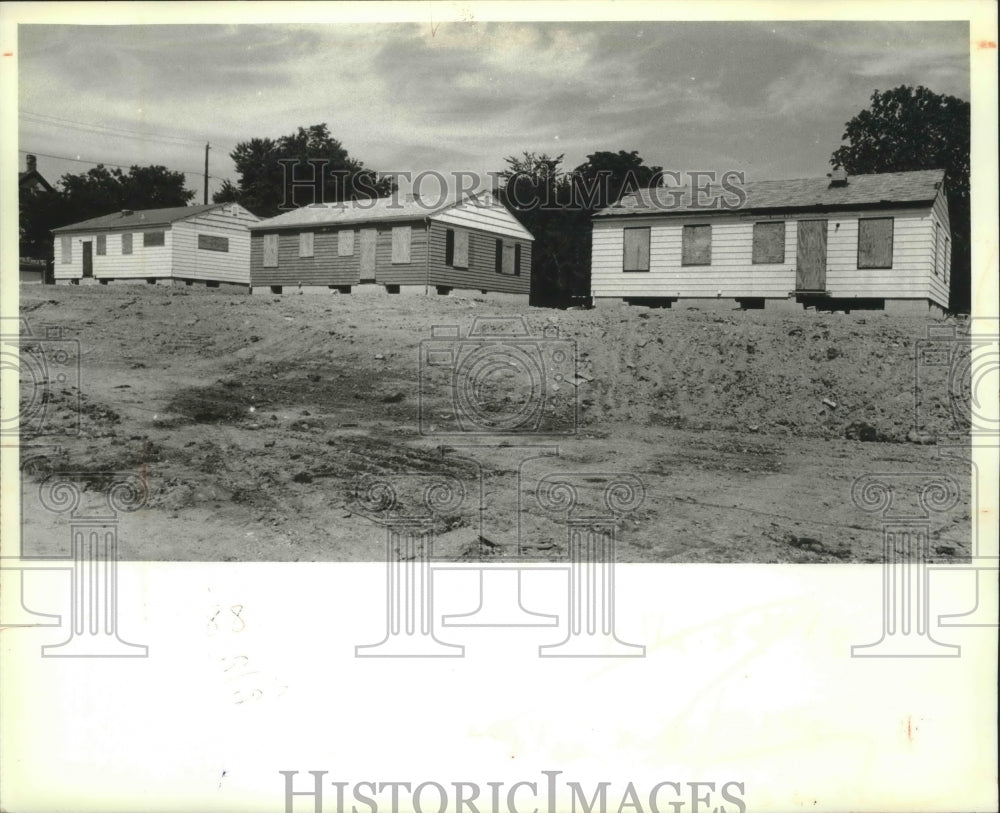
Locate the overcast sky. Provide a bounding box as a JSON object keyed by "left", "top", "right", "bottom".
{"left": 17, "top": 20, "right": 969, "bottom": 204}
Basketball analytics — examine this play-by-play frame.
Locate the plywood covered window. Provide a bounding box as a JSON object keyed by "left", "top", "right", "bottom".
{"left": 454, "top": 230, "right": 469, "bottom": 268}
{"left": 933, "top": 221, "right": 942, "bottom": 277}
{"left": 391, "top": 226, "right": 411, "bottom": 264}
{"left": 752, "top": 222, "right": 785, "bottom": 264}
{"left": 60, "top": 236, "right": 71, "bottom": 263}
{"left": 502, "top": 243, "right": 516, "bottom": 275}
{"left": 338, "top": 230, "right": 354, "bottom": 256}
{"left": 122, "top": 233, "right": 133, "bottom": 255}
{"left": 623, "top": 227, "right": 650, "bottom": 272}
{"left": 96, "top": 235, "right": 107, "bottom": 256}
{"left": 681, "top": 224, "right": 711, "bottom": 266}
{"left": 199, "top": 234, "right": 229, "bottom": 252}
{"left": 263, "top": 233, "right": 278, "bottom": 267}
{"left": 143, "top": 230, "right": 165, "bottom": 248}
{"left": 298, "top": 232, "right": 314, "bottom": 258}
{"left": 858, "top": 217, "right": 893, "bottom": 269}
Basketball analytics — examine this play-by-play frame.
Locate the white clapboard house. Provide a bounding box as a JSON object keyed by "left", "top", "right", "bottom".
{"left": 591, "top": 169, "right": 950, "bottom": 314}
{"left": 52, "top": 203, "right": 259, "bottom": 288}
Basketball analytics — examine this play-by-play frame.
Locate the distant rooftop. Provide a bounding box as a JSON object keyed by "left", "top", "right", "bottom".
{"left": 52, "top": 204, "right": 226, "bottom": 233}
{"left": 595, "top": 169, "right": 946, "bottom": 218}
{"left": 249, "top": 193, "right": 470, "bottom": 231}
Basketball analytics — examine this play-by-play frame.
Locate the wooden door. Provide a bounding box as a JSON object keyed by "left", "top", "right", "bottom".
{"left": 82, "top": 242, "right": 93, "bottom": 278}
{"left": 795, "top": 220, "right": 827, "bottom": 291}
{"left": 359, "top": 228, "right": 377, "bottom": 281}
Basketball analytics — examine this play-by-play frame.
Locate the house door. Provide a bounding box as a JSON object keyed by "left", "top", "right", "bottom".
{"left": 82, "top": 242, "right": 93, "bottom": 278}
{"left": 795, "top": 220, "right": 827, "bottom": 291}
{"left": 359, "top": 229, "right": 377, "bottom": 282}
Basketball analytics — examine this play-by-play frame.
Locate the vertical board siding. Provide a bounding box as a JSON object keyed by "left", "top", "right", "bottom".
{"left": 453, "top": 229, "right": 469, "bottom": 268}
{"left": 338, "top": 230, "right": 354, "bottom": 256}
{"left": 299, "top": 232, "right": 314, "bottom": 258}
{"left": 592, "top": 205, "right": 941, "bottom": 303}
{"left": 427, "top": 222, "right": 530, "bottom": 293}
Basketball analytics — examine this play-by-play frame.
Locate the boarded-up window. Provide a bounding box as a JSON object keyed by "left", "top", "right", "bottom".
{"left": 198, "top": 234, "right": 229, "bottom": 252}
{"left": 263, "top": 233, "right": 278, "bottom": 267}
{"left": 338, "top": 230, "right": 354, "bottom": 256}
{"left": 445, "top": 229, "right": 455, "bottom": 265}
{"left": 495, "top": 239, "right": 503, "bottom": 273}
{"left": 502, "top": 243, "right": 516, "bottom": 275}
{"left": 681, "top": 225, "right": 711, "bottom": 266}
{"left": 514, "top": 243, "right": 522, "bottom": 276}
{"left": 298, "top": 232, "right": 314, "bottom": 258}
{"left": 623, "top": 227, "right": 650, "bottom": 272}
{"left": 858, "top": 217, "right": 893, "bottom": 269}
{"left": 122, "top": 233, "right": 133, "bottom": 255}
{"left": 391, "top": 226, "right": 411, "bottom": 264}
{"left": 453, "top": 230, "right": 469, "bottom": 268}
{"left": 944, "top": 237, "right": 950, "bottom": 284}
{"left": 60, "top": 235, "right": 71, "bottom": 263}
{"left": 752, "top": 222, "right": 785, "bottom": 264}
{"left": 143, "top": 230, "right": 165, "bottom": 248}
{"left": 96, "top": 235, "right": 106, "bottom": 256}
{"left": 933, "top": 221, "right": 941, "bottom": 277}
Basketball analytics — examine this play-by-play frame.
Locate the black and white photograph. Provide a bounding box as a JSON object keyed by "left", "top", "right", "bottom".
{"left": 2, "top": 2, "right": 997, "bottom": 812}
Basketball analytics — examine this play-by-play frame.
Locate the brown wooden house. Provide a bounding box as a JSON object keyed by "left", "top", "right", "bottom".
{"left": 248, "top": 192, "right": 533, "bottom": 296}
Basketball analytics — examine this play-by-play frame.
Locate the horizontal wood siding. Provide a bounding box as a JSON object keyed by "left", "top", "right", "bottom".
{"left": 592, "top": 204, "right": 941, "bottom": 304}
{"left": 824, "top": 207, "right": 937, "bottom": 302}
{"left": 427, "top": 222, "right": 531, "bottom": 294}
{"left": 592, "top": 215, "right": 794, "bottom": 298}
{"left": 54, "top": 230, "right": 172, "bottom": 280}
{"left": 250, "top": 220, "right": 428, "bottom": 287}
{"left": 927, "top": 189, "right": 950, "bottom": 307}
{"left": 432, "top": 198, "right": 533, "bottom": 241}
{"left": 171, "top": 205, "right": 257, "bottom": 284}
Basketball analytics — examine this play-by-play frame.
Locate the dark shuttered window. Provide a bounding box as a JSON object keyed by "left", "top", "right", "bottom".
{"left": 514, "top": 244, "right": 522, "bottom": 276}
{"left": 122, "top": 233, "right": 133, "bottom": 255}
{"left": 681, "top": 225, "right": 711, "bottom": 266}
{"left": 623, "top": 227, "right": 650, "bottom": 272}
{"left": 143, "top": 230, "right": 165, "bottom": 248}
{"left": 752, "top": 222, "right": 785, "bottom": 264}
{"left": 96, "top": 235, "right": 106, "bottom": 255}
{"left": 198, "top": 234, "right": 230, "bottom": 253}
{"left": 858, "top": 217, "right": 893, "bottom": 269}
{"left": 494, "top": 239, "right": 503, "bottom": 273}
{"left": 445, "top": 229, "right": 455, "bottom": 265}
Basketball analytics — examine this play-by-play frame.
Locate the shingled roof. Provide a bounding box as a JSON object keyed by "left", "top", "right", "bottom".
{"left": 52, "top": 204, "right": 225, "bottom": 233}
{"left": 248, "top": 194, "right": 466, "bottom": 231}
{"left": 595, "top": 169, "right": 945, "bottom": 218}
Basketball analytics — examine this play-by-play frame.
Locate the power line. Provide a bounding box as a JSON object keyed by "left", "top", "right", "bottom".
{"left": 19, "top": 149, "right": 230, "bottom": 184}
{"left": 20, "top": 108, "right": 214, "bottom": 148}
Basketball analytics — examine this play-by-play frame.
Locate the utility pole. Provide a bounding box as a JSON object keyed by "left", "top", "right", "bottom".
{"left": 204, "top": 142, "right": 210, "bottom": 204}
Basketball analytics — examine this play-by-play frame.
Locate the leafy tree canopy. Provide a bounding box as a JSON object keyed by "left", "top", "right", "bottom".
{"left": 831, "top": 85, "right": 970, "bottom": 311}
{"left": 214, "top": 123, "right": 395, "bottom": 217}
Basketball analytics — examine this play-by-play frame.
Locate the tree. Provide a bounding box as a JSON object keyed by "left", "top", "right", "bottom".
{"left": 19, "top": 164, "right": 194, "bottom": 267}
{"left": 214, "top": 124, "right": 395, "bottom": 218}
{"left": 831, "top": 85, "right": 970, "bottom": 311}
{"left": 496, "top": 150, "right": 662, "bottom": 307}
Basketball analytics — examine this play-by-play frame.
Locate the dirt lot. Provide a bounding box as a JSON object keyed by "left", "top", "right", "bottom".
{"left": 16, "top": 283, "right": 971, "bottom": 562}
